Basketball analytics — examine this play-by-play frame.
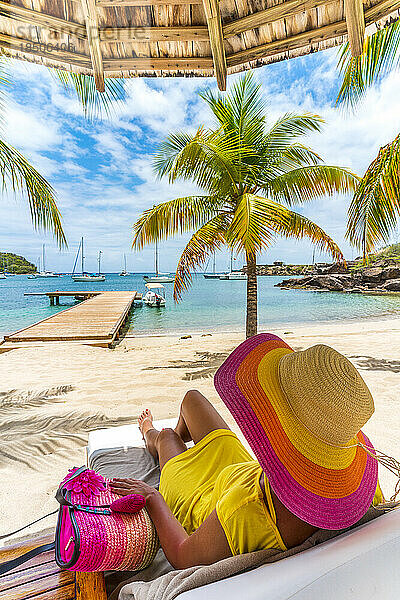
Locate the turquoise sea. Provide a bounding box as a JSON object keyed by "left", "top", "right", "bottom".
{"left": 0, "top": 273, "right": 399, "bottom": 338}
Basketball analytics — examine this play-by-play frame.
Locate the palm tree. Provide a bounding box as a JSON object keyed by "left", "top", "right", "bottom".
{"left": 133, "top": 73, "right": 358, "bottom": 337}
{"left": 337, "top": 20, "right": 400, "bottom": 258}
{"left": 1, "top": 54, "right": 125, "bottom": 246}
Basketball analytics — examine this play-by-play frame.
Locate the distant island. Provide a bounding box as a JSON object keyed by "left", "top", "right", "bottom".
{"left": 0, "top": 252, "right": 36, "bottom": 274}
{"left": 274, "top": 244, "right": 400, "bottom": 294}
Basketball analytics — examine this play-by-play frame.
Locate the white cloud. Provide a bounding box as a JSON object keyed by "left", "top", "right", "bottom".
{"left": 5, "top": 104, "right": 61, "bottom": 153}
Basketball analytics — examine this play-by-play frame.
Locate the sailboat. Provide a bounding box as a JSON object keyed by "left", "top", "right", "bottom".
{"left": 143, "top": 240, "right": 174, "bottom": 283}
{"left": 219, "top": 253, "right": 247, "bottom": 280}
{"left": 71, "top": 238, "right": 106, "bottom": 282}
{"left": 119, "top": 254, "right": 129, "bottom": 276}
{"left": 33, "top": 245, "right": 60, "bottom": 278}
{"left": 203, "top": 253, "right": 225, "bottom": 279}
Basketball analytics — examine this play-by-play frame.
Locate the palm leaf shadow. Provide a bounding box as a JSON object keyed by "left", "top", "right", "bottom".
{"left": 0, "top": 385, "right": 135, "bottom": 469}
{"left": 143, "top": 351, "right": 231, "bottom": 380}
{"left": 0, "top": 385, "right": 73, "bottom": 410}
{"left": 350, "top": 355, "right": 400, "bottom": 373}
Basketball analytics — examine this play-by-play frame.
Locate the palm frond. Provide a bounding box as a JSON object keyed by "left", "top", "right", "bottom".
{"left": 53, "top": 71, "right": 125, "bottom": 119}
{"left": 225, "top": 193, "right": 275, "bottom": 253}
{"left": 267, "top": 165, "right": 359, "bottom": 205}
{"left": 256, "top": 197, "right": 344, "bottom": 262}
{"left": 336, "top": 20, "right": 400, "bottom": 108}
{"left": 154, "top": 127, "right": 253, "bottom": 195}
{"left": 0, "top": 140, "right": 66, "bottom": 247}
{"left": 132, "top": 196, "right": 221, "bottom": 250}
{"left": 173, "top": 214, "right": 230, "bottom": 301}
{"left": 263, "top": 113, "right": 324, "bottom": 153}
{"left": 199, "top": 71, "right": 266, "bottom": 148}
{"left": 346, "top": 134, "right": 400, "bottom": 257}
{"left": 0, "top": 385, "right": 73, "bottom": 410}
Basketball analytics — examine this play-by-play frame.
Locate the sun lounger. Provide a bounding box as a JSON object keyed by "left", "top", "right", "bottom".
{"left": 87, "top": 420, "right": 400, "bottom": 600}
{"left": 3, "top": 421, "right": 398, "bottom": 600}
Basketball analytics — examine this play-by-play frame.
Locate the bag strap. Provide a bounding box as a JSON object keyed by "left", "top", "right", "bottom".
{"left": 0, "top": 510, "right": 59, "bottom": 541}
{"left": 55, "top": 466, "right": 88, "bottom": 506}
{"left": 0, "top": 541, "right": 55, "bottom": 576}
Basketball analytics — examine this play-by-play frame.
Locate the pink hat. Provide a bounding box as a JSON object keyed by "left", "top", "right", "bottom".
{"left": 214, "top": 333, "right": 378, "bottom": 529}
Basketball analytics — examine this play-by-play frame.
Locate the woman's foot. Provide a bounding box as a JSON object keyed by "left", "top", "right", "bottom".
{"left": 138, "top": 409, "right": 155, "bottom": 438}
{"left": 138, "top": 409, "right": 159, "bottom": 459}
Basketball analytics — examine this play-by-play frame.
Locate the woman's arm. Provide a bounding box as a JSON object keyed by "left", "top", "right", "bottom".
{"left": 109, "top": 478, "right": 232, "bottom": 569}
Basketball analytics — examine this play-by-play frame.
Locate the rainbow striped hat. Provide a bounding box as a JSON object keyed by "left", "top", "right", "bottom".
{"left": 214, "top": 333, "right": 378, "bottom": 530}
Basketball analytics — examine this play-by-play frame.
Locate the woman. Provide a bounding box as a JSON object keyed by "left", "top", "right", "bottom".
{"left": 110, "top": 333, "right": 384, "bottom": 569}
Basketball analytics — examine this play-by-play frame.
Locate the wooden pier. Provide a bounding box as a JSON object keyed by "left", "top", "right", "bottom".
{"left": 0, "top": 291, "right": 140, "bottom": 352}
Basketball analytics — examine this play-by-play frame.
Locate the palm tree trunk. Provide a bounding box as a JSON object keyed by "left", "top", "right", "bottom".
{"left": 246, "top": 251, "right": 258, "bottom": 338}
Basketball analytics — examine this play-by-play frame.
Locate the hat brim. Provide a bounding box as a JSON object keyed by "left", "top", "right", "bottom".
{"left": 214, "top": 333, "right": 378, "bottom": 530}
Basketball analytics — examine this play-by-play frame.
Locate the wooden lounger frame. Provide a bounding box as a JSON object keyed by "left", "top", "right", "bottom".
{"left": 0, "top": 535, "right": 107, "bottom": 600}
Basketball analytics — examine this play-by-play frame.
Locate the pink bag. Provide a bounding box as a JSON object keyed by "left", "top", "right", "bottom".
{"left": 55, "top": 466, "right": 159, "bottom": 572}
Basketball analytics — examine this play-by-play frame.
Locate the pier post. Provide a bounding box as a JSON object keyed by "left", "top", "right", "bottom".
{"left": 56, "top": 296, "right": 60, "bottom": 305}
{"left": 50, "top": 296, "right": 54, "bottom": 306}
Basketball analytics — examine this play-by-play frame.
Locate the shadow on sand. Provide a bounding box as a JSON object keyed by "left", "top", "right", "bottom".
{"left": 143, "top": 351, "right": 231, "bottom": 380}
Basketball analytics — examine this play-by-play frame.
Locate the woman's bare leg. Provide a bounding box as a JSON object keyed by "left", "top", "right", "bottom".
{"left": 174, "top": 390, "right": 230, "bottom": 445}
{"left": 138, "top": 409, "right": 187, "bottom": 470}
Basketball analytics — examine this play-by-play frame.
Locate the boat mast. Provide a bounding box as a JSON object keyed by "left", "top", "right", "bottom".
{"left": 124, "top": 254, "right": 127, "bottom": 271}
{"left": 213, "top": 253, "right": 216, "bottom": 274}
{"left": 81, "top": 237, "right": 84, "bottom": 274}
{"left": 155, "top": 239, "right": 159, "bottom": 276}
{"left": 42, "top": 244, "right": 45, "bottom": 272}
{"left": 98, "top": 251, "right": 102, "bottom": 275}
{"left": 230, "top": 252, "right": 233, "bottom": 273}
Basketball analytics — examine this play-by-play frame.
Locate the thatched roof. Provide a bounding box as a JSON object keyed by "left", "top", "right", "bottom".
{"left": 1, "top": 0, "right": 400, "bottom": 91}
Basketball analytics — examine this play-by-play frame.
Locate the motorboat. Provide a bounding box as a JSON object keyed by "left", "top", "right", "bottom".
{"left": 143, "top": 283, "right": 166, "bottom": 307}
{"left": 71, "top": 238, "right": 106, "bottom": 282}
{"left": 143, "top": 239, "right": 174, "bottom": 283}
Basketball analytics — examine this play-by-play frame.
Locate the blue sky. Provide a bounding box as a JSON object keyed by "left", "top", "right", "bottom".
{"left": 3, "top": 49, "right": 400, "bottom": 273}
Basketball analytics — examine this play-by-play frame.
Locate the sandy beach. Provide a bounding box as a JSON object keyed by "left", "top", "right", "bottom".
{"left": 0, "top": 316, "right": 399, "bottom": 543}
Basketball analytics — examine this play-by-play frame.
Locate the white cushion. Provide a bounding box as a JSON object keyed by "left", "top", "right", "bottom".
{"left": 87, "top": 419, "right": 192, "bottom": 456}
{"left": 179, "top": 508, "right": 400, "bottom": 599}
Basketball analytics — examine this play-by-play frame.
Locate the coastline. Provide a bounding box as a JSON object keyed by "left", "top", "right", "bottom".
{"left": 0, "top": 316, "right": 399, "bottom": 544}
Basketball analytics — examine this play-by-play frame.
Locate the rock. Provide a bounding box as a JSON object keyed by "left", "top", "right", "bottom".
{"left": 180, "top": 335, "right": 192, "bottom": 339}
{"left": 381, "top": 266, "right": 400, "bottom": 280}
{"left": 306, "top": 276, "right": 344, "bottom": 291}
{"left": 382, "top": 279, "right": 400, "bottom": 291}
{"left": 319, "top": 263, "right": 348, "bottom": 275}
{"left": 361, "top": 267, "right": 383, "bottom": 283}
{"left": 275, "top": 277, "right": 303, "bottom": 287}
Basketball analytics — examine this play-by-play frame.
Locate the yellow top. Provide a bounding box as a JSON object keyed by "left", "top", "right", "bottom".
{"left": 159, "top": 429, "right": 384, "bottom": 556}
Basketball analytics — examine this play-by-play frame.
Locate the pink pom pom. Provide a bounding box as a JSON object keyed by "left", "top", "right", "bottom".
{"left": 110, "top": 494, "right": 146, "bottom": 514}
{"left": 61, "top": 468, "right": 105, "bottom": 497}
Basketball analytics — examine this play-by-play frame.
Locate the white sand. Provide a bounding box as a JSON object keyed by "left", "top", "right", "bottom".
{"left": 0, "top": 317, "right": 399, "bottom": 543}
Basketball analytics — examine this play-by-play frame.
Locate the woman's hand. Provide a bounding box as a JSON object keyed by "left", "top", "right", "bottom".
{"left": 109, "top": 478, "right": 159, "bottom": 501}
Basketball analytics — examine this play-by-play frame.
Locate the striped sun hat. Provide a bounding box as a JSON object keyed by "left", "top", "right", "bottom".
{"left": 214, "top": 333, "right": 379, "bottom": 530}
